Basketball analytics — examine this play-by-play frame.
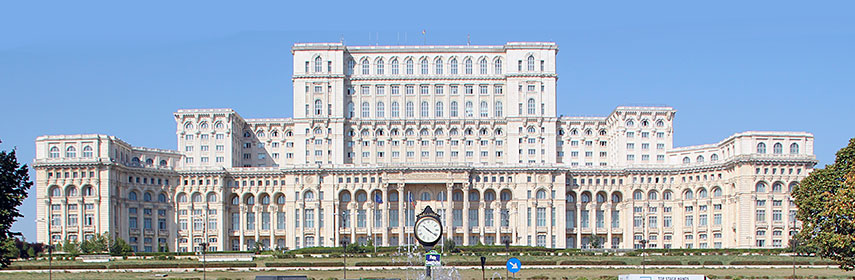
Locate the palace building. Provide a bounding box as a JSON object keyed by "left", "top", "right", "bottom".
{"left": 34, "top": 42, "right": 816, "bottom": 252}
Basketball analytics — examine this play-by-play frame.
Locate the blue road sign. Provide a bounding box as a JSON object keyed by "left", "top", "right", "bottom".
{"left": 506, "top": 257, "right": 521, "bottom": 273}
{"left": 425, "top": 250, "right": 441, "bottom": 267}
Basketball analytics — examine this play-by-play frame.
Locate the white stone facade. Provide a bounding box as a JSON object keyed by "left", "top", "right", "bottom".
{"left": 34, "top": 42, "right": 816, "bottom": 252}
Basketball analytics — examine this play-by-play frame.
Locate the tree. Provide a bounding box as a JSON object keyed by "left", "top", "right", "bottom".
{"left": 110, "top": 237, "right": 132, "bottom": 256}
{"left": 792, "top": 138, "right": 855, "bottom": 271}
{"left": 79, "top": 233, "right": 109, "bottom": 254}
{"left": 0, "top": 148, "right": 33, "bottom": 267}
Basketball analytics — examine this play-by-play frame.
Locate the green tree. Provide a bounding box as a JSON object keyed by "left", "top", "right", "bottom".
{"left": 110, "top": 236, "right": 132, "bottom": 256}
{"left": 792, "top": 138, "right": 855, "bottom": 270}
{"left": 0, "top": 238, "right": 19, "bottom": 260}
{"left": 79, "top": 233, "right": 110, "bottom": 254}
{"left": 62, "top": 240, "right": 80, "bottom": 256}
{"left": 0, "top": 148, "right": 33, "bottom": 267}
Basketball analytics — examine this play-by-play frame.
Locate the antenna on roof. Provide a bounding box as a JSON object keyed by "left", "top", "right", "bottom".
{"left": 340, "top": 34, "right": 344, "bottom": 45}
{"left": 422, "top": 29, "right": 426, "bottom": 45}
{"left": 467, "top": 34, "right": 471, "bottom": 45}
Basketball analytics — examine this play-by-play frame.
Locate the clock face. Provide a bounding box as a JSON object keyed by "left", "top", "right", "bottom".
{"left": 415, "top": 217, "right": 442, "bottom": 244}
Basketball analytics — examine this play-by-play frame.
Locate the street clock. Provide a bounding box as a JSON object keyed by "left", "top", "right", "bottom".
{"left": 414, "top": 206, "right": 443, "bottom": 248}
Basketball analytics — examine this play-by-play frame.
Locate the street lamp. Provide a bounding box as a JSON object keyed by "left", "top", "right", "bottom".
{"left": 639, "top": 239, "right": 649, "bottom": 274}
{"left": 200, "top": 242, "right": 208, "bottom": 280}
{"left": 340, "top": 239, "right": 349, "bottom": 280}
{"left": 791, "top": 217, "right": 799, "bottom": 279}
{"left": 37, "top": 217, "right": 52, "bottom": 280}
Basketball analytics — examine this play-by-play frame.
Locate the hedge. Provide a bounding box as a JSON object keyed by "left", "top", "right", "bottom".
{"left": 729, "top": 261, "right": 811, "bottom": 265}
{"left": 265, "top": 262, "right": 343, "bottom": 267}
{"left": 642, "top": 260, "right": 683, "bottom": 265}
{"left": 703, "top": 261, "right": 723, "bottom": 265}
{"left": 559, "top": 260, "right": 627, "bottom": 265}
{"left": 813, "top": 260, "right": 837, "bottom": 265}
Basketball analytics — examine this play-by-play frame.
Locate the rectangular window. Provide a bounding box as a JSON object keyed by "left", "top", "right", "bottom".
{"left": 581, "top": 210, "right": 589, "bottom": 228}
{"left": 246, "top": 212, "right": 255, "bottom": 230}
{"left": 389, "top": 209, "right": 399, "bottom": 227}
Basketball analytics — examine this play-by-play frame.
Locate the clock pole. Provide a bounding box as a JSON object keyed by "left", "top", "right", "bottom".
{"left": 415, "top": 205, "right": 443, "bottom": 279}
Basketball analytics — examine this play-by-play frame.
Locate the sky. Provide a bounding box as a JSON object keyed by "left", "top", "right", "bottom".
{"left": 1, "top": 1, "right": 853, "bottom": 241}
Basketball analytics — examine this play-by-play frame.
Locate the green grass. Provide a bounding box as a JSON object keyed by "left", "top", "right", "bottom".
{"left": 0, "top": 267, "right": 851, "bottom": 280}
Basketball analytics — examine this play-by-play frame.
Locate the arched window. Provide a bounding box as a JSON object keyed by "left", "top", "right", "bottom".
{"left": 711, "top": 154, "right": 719, "bottom": 161}
{"left": 131, "top": 157, "right": 140, "bottom": 166}
{"left": 361, "top": 102, "right": 370, "bottom": 118}
{"left": 391, "top": 101, "right": 400, "bottom": 117}
{"left": 755, "top": 182, "right": 767, "bottom": 192}
{"left": 66, "top": 146, "right": 76, "bottom": 158}
{"left": 648, "top": 191, "right": 658, "bottom": 200}
{"left": 145, "top": 158, "right": 153, "bottom": 166}
{"left": 484, "top": 191, "right": 496, "bottom": 201}
{"left": 450, "top": 101, "right": 459, "bottom": 117}
{"left": 304, "top": 191, "right": 315, "bottom": 201}
{"left": 356, "top": 191, "right": 367, "bottom": 202}
{"left": 683, "top": 157, "right": 691, "bottom": 164}
{"left": 772, "top": 182, "right": 783, "bottom": 193}
{"left": 177, "top": 193, "right": 187, "bottom": 203}
{"left": 773, "top": 143, "right": 783, "bottom": 154}
{"left": 391, "top": 58, "right": 399, "bottom": 74}
{"left": 527, "top": 98, "right": 536, "bottom": 115}
{"left": 494, "top": 58, "right": 502, "bottom": 74}
{"left": 82, "top": 146, "right": 93, "bottom": 157}
{"left": 260, "top": 194, "right": 270, "bottom": 205}
{"left": 347, "top": 102, "right": 354, "bottom": 118}
{"left": 376, "top": 102, "right": 385, "bottom": 118}
{"left": 199, "top": 121, "right": 208, "bottom": 129}
{"left": 420, "top": 58, "right": 429, "bottom": 75}
{"left": 207, "top": 192, "right": 217, "bottom": 203}
{"left": 450, "top": 58, "right": 458, "bottom": 74}
{"left": 790, "top": 143, "right": 799, "bottom": 154}
{"left": 231, "top": 195, "right": 239, "bottom": 205}
{"left": 420, "top": 192, "right": 431, "bottom": 201}
{"left": 314, "top": 56, "right": 323, "bottom": 72}
{"left": 599, "top": 129, "right": 607, "bottom": 136}
{"left": 696, "top": 155, "right": 704, "bottom": 163}
{"left": 143, "top": 192, "right": 152, "bottom": 202}
{"left": 757, "top": 143, "right": 767, "bottom": 154}
{"left": 246, "top": 194, "right": 255, "bottom": 205}
{"left": 435, "top": 101, "right": 443, "bottom": 117}
{"left": 452, "top": 191, "right": 463, "bottom": 201}
{"left": 656, "top": 120, "right": 664, "bottom": 127}
{"left": 580, "top": 192, "right": 591, "bottom": 203}
{"left": 389, "top": 191, "right": 399, "bottom": 202}
{"left": 159, "top": 160, "right": 168, "bottom": 167}
{"left": 789, "top": 182, "right": 798, "bottom": 192}
{"left": 611, "top": 192, "right": 622, "bottom": 203}
{"left": 276, "top": 194, "right": 285, "bottom": 204}
{"left": 314, "top": 99, "right": 323, "bottom": 115}
{"left": 82, "top": 186, "right": 93, "bottom": 196}
{"left": 435, "top": 58, "right": 443, "bottom": 74}
{"left": 129, "top": 191, "right": 138, "bottom": 201}
{"left": 420, "top": 101, "right": 429, "bottom": 117}
{"left": 158, "top": 193, "right": 167, "bottom": 203}
{"left": 465, "top": 101, "right": 474, "bottom": 117}
{"left": 626, "top": 119, "right": 635, "bottom": 127}
{"left": 480, "top": 101, "right": 488, "bottom": 117}
{"left": 535, "top": 189, "right": 547, "bottom": 200}
{"left": 663, "top": 190, "right": 673, "bottom": 200}
{"left": 698, "top": 188, "right": 708, "bottom": 198}
{"left": 495, "top": 101, "right": 503, "bottom": 117}
{"left": 420, "top": 129, "right": 430, "bottom": 136}
{"left": 464, "top": 58, "right": 473, "bottom": 74}
{"left": 596, "top": 192, "right": 606, "bottom": 203}
{"left": 469, "top": 191, "right": 480, "bottom": 201}
{"left": 361, "top": 59, "right": 369, "bottom": 75}
{"left": 633, "top": 190, "right": 643, "bottom": 200}
{"left": 566, "top": 192, "right": 576, "bottom": 203}
{"left": 339, "top": 191, "right": 352, "bottom": 202}
{"left": 50, "top": 186, "right": 61, "bottom": 197}
{"left": 501, "top": 190, "right": 512, "bottom": 201}
{"left": 683, "top": 190, "right": 694, "bottom": 200}
{"left": 49, "top": 147, "right": 60, "bottom": 158}
{"left": 712, "top": 187, "right": 722, "bottom": 198}
{"left": 479, "top": 58, "right": 487, "bottom": 74}
{"left": 406, "top": 102, "right": 414, "bottom": 117}
{"left": 527, "top": 127, "right": 536, "bottom": 133}
{"left": 192, "top": 193, "right": 202, "bottom": 203}
{"left": 527, "top": 55, "right": 535, "bottom": 71}
{"left": 184, "top": 122, "right": 194, "bottom": 130}
{"left": 406, "top": 59, "right": 414, "bottom": 74}
{"left": 376, "top": 58, "right": 384, "bottom": 75}
{"left": 66, "top": 186, "right": 77, "bottom": 197}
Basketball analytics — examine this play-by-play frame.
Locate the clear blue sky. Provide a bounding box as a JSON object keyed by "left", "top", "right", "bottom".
{"left": 1, "top": 1, "right": 853, "bottom": 241}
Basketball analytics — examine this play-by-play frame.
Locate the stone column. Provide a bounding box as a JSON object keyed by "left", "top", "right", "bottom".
{"left": 445, "top": 184, "right": 453, "bottom": 243}
{"left": 462, "top": 185, "right": 470, "bottom": 246}
{"left": 494, "top": 206, "right": 501, "bottom": 245}
{"left": 238, "top": 204, "right": 245, "bottom": 250}
{"left": 398, "top": 184, "right": 405, "bottom": 246}
{"left": 606, "top": 204, "right": 613, "bottom": 249}
{"left": 575, "top": 202, "right": 582, "bottom": 248}
{"left": 547, "top": 201, "right": 553, "bottom": 248}
{"left": 479, "top": 201, "right": 486, "bottom": 244}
